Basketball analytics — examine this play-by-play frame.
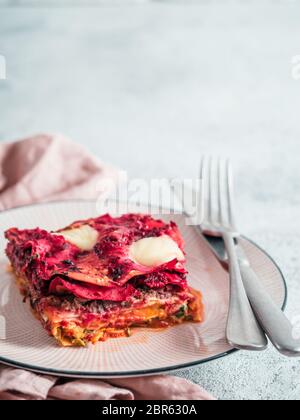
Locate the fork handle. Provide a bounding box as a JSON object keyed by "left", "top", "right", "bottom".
{"left": 240, "top": 264, "right": 300, "bottom": 357}
{"left": 222, "top": 232, "right": 268, "bottom": 351}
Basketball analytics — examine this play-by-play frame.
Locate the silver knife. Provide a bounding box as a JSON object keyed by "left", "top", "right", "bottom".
{"left": 204, "top": 234, "right": 300, "bottom": 357}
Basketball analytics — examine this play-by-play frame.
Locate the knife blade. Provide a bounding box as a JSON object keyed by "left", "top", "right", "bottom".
{"left": 203, "top": 232, "right": 300, "bottom": 357}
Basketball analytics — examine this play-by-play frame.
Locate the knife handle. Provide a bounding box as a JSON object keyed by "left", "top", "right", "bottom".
{"left": 223, "top": 232, "right": 268, "bottom": 351}
{"left": 240, "top": 264, "right": 300, "bottom": 357}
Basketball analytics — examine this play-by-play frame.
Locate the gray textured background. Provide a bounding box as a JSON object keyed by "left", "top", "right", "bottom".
{"left": 0, "top": 1, "right": 300, "bottom": 400}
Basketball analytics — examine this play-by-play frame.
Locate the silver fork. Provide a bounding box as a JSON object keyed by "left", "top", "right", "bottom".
{"left": 201, "top": 157, "right": 268, "bottom": 350}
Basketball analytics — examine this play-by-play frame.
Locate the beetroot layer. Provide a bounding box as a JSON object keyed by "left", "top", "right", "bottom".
{"left": 5, "top": 214, "right": 188, "bottom": 302}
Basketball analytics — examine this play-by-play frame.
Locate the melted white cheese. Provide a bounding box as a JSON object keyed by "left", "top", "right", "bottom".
{"left": 59, "top": 225, "right": 99, "bottom": 251}
{"left": 129, "top": 235, "right": 185, "bottom": 267}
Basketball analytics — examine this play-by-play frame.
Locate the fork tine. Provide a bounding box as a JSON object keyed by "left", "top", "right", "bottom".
{"left": 198, "top": 156, "right": 206, "bottom": 224}
{"left": 220, "top": 157, "right": 231, "bottom": 228}
{"left": 200, "top": 156, "right": 209, "bottom": 223}
{"left": 208, "top": 156, "right": 216, "bottom": 224}
{"left": 226, "top": 159, "right": 237, "bottom": 231}
{"left": 210, "top": 156, "right": 222, "bottom": 226}
{"left": 217, "top": 158, "right": 224, "bottom": 227}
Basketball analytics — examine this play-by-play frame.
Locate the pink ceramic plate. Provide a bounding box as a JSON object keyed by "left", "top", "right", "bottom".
{"left": 0, "top": 201, "right": 287, "bottom": 378}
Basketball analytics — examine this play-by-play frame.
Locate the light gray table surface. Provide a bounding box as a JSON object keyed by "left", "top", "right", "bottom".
{"left": 0, "top": 1, "right": 299, "bottom": 400}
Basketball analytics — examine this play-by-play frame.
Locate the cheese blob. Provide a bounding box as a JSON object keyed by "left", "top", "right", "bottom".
{"left": 58, "top": 225, "right": 99, "bottom": 251}
{"left": 129, "top": 235, "right": 185, "bottom": 267}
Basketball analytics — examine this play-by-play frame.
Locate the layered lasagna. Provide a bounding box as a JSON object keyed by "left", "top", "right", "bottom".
{"left": 5, "top": 213, "right": 203, "bottom": 347}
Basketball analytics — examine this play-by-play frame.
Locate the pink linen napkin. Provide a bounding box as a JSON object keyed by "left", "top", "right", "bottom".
{"left": 0, "top": 134, "right": 119, "bottom": 211}
{"left": 0, "top": 134, "right": 215, "bottom": 401}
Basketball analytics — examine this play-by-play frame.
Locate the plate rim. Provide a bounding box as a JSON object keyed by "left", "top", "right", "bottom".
{"left": 0, "top": 199, "right": 288, "bottom": 378}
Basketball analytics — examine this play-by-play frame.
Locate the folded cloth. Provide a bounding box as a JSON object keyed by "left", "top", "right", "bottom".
{"left": 0, "top": 134, "right": 215, "bottom": 401}
{"left": 0, "top": 134, "right": 119, "bottom": 211}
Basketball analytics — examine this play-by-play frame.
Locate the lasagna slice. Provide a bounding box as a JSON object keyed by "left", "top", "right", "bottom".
{"left": 5, "top": 213, "right": 204, "bottom": 347}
